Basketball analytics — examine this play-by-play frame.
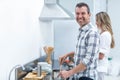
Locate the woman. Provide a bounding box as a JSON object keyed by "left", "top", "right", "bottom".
{"left": 96, "top": 12, "right": 115, "bottom": 80}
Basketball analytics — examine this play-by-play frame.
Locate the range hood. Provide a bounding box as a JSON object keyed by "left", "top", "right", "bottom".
{"left": 39, "top": 0, "right": 74, "bottom": 20}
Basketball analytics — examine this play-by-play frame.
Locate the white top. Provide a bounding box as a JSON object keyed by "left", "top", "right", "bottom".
{"left": 97, "top": 31, "right": 111, "bottom": 73}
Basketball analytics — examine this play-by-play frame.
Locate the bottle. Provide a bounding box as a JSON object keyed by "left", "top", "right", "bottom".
{"left": 107, "top": 56, "right": 113, "bottom": 75}
{"left": 37, "top": 64, "right": 41, "bottom": 77}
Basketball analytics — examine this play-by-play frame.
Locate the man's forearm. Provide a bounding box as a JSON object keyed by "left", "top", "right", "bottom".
{"left": 69, "top": 62, "right": 86, "bottom": 75}
{"left": 66, "top": 51, "right": 75, "bottom": 57}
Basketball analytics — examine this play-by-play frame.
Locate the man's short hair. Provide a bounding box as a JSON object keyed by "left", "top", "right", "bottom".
{"left": 76, "top": 2, "right": 90, "bottom": 14}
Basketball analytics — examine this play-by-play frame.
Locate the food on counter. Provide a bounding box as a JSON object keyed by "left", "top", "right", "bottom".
{"left": 43, "top": 46, "right": 54, "bottom": 64}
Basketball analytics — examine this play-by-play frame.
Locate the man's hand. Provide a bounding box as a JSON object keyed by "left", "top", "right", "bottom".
{"left": 58, "top": 70, "right": 73, "bottom": 79}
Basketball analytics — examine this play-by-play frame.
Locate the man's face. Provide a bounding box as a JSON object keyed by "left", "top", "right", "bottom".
{"left": 75, "top": 6, "right": 91, "bottom": 27}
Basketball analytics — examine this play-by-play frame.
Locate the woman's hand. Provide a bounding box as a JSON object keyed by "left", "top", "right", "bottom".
{"left": 99, "top": 53, "right": 104, "bottom": 60}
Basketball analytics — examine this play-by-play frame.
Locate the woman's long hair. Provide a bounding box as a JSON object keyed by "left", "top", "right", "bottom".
{"left": 96, "top": 12, "right": 115, "bottom": 48}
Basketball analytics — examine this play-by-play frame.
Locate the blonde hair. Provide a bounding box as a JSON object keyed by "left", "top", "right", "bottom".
{"left": 96, "top": 12, "right": 115, "bottom": 48}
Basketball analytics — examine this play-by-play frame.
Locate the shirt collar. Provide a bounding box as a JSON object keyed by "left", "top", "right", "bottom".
{"left": 79, "top": 22, "right": 92, "bottom": 32}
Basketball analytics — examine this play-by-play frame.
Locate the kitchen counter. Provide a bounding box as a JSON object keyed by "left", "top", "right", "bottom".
{"left": 23, "top": 72, "right": 52, "bottom": 80}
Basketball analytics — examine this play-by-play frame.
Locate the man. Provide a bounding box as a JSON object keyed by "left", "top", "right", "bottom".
{"left": 59, "top": 2, "right": 99, "bottom": 80}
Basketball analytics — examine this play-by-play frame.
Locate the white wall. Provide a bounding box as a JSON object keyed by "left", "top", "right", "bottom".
{"left": 0, "top": 0, "right": 44, "bottom": 80}
{"left": 108, "top": 0, "right": 120, "bottom": 60}
{"left": 94, "top": 0, "right": 107, "bottom": 13}
{"left": 39, "top": 20, "right": 54, "bottom": 47}
{"left": 54, "top": 20, "right": 79, "bottom": 59}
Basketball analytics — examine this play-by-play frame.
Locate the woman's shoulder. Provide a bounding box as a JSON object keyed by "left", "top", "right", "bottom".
{"left": 100, "top": 31, "right": 111, "bottom": 39}
{"left": 101, "top": 31, "right": 111, "bottom": 36}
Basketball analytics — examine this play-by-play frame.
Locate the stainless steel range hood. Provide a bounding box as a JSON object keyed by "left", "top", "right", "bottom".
{"left": 39, "top": 0, "right": 74, "bottom": 20}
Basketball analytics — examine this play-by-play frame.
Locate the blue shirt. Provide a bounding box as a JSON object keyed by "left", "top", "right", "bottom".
{"left": 74, "top": 23, "right": 99, "bottom": 80}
